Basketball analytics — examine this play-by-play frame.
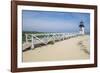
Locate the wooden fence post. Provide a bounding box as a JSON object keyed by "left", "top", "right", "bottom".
{"left": 63, "top": 33, "right": 65, "bottom": 40}
{"left": 31, "top": 34, "right": 34, "bottom": 49}
{"left": 53, "top": 34, "right": 55, "bottom": 43}
{"left": 25, "top": 34, "right": 28, "bottom": 42}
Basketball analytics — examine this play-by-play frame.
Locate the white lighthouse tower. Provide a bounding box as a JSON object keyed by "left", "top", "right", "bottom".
{"left": 79, "top": 21, "right": 85, "bottom": 34}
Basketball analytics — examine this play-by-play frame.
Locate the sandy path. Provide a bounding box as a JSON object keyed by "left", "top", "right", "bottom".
{"left": 23, "top": 35, "right": 90, "bottom": 62}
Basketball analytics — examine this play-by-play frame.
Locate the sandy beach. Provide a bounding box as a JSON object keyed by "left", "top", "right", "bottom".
{"left": 23, "top": 35, "right": 90, "bottom": 62}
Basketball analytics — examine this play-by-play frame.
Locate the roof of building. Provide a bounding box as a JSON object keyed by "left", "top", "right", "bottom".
{"left": 79, "top": 21, "right": 85, "bottom": 27}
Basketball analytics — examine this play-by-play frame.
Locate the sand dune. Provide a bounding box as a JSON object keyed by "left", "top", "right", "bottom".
{"left": 23, "top": 35, "right": 90, "bottom": 62}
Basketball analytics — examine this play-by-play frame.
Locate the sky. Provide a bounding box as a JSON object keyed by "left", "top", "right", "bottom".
{"left": 22, "top": 10, "right": 90, "bottom": 33}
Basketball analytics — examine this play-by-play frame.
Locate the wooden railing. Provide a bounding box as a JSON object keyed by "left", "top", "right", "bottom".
{"left": 23, "top": 32, "right": 81, "bottom": 50}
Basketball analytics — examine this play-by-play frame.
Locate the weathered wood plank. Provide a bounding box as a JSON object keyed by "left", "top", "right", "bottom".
{"left": 23, "top": 42, "right": 31, "bottom": 51}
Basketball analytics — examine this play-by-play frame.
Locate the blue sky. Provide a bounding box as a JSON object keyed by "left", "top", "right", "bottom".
{"left": 22, "top": 10, "right": 90, "bottom": 33}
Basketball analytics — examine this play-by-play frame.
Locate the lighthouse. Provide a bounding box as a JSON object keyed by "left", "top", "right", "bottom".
{"left": 79, "top": 21, "right": 85, "bottom": 34}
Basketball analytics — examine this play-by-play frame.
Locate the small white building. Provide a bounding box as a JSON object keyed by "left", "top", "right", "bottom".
{"left": 79, "top": 21, "right": 85, "bottom": 34}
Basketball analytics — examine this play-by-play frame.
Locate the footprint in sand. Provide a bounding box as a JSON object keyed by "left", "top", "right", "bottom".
{"left": 78, "top": 41, "right": 90, "bottom": 55}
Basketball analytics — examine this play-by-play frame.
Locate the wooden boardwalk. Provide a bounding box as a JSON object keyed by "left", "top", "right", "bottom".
{"left": 23, "top": 32, "right": 81, "bottom": 51}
